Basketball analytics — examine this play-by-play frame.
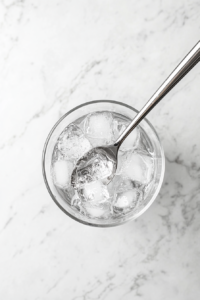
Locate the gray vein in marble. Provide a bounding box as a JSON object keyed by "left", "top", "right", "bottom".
{"left": 143, "top": 235, "right": 164, "bottom": 263}
{"left": 39, "top": 228, "right": 57, "bottom": 245}
{"left": 46, "top": 270, "right": 69, "bottom": 295}
{"left": 69, "top": 60, "right": 106, "bottom": 96}
{"left": 0, "top": 212, "right": 17, "bottom": 233}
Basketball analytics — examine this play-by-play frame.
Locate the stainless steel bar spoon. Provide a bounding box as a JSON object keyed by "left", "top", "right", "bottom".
{"left": 71, "top": 41, "right": 200, "bottom": 188}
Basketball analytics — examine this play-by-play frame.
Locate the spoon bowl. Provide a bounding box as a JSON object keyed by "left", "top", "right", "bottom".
{"left": 71, "top": 145, "right": 118, "bottom": 188}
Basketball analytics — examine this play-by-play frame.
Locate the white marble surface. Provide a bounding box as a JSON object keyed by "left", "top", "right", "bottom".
{"left": 0, "top": 0, "right": 200, "bottom": 299}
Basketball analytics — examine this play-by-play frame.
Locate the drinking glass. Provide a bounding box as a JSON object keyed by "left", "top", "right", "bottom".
{"left": 42, "top": 100, "right": 165, "bottom": 227}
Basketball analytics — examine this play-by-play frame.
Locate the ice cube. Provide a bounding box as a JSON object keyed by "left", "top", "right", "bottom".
{"left": 121, "top": 128, "right": 139, "bottom": 150}
{"left": 112, "top": 176, "right": 142, "bottom": 213}
{"left": 107, "top": 178, "right": 115, "bottom": 197}
{"left": 113, "top": 175, "right": 135, "bottom": 191}
{"left": 121, "top": 151, "right": 154, "bottom": 184}
{"left": 57, "top": 124, "right": 91, "bottom": 160}
{"left": 113, "top": 189, "right": 141, "bottom": 213}
{"left": 78, "top": 180, "right": 110, "bottom": 203}
{"left": 113, "top": 117, "right": 127, "bottom": 139}
{"left": 83, "top": 112, "right": 114, "bottom": 145}
{"left": 52, "top": 160, "right": 74, "bottom": 188}
{"left": 85, "top": 137, "right": 107, "bottom": 148}
{"left": 138, "top": 127, "right": 154, "bottom": 154}
{"left": 113, "top": 118, "right": 140, "bottom": 151}
{"left": 52, "top": 147, "right": 64, "bottom": 162}
{"left": 71, "top": 191, "right": 86, "bottom": 214}
{"left": 76, "top": 177, "right": 111, "bottom": 220}
{"left": 61, "top": 186, "right": 75, "bottom": 203}
{"left": 115, "top": 150, "right": 125, "bottom": 175}
{"left": 82, "top": 201, "right": 111, "bottom": 219}
{"left": 71, "top": 190, "right": 79, "bottom": 205}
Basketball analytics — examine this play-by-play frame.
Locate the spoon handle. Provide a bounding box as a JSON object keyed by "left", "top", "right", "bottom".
{"left": 115, "top": 41, "right": 200, "bottom": 147}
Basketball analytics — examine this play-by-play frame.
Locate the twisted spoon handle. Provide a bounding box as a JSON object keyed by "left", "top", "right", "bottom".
{"left": 115, "top": 41, "right": 200, "bottom": 147}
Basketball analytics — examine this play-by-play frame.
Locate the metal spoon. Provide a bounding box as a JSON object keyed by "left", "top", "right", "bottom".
{"left": 71, "top": 41, "right": 200, "bottom": 188}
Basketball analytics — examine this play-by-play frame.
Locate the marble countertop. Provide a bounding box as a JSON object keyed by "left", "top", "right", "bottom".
{"left": 1, "top": 0, "right": 200, "bottom": 299}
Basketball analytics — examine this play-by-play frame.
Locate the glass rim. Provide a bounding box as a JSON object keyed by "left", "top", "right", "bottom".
{"left": 42, "top": 100, "right": 165, "bottom": 227}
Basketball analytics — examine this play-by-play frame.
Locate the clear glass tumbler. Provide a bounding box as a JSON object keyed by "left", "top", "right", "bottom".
{"left": 42, "top": 100, "right": 165, "bottom": 227}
